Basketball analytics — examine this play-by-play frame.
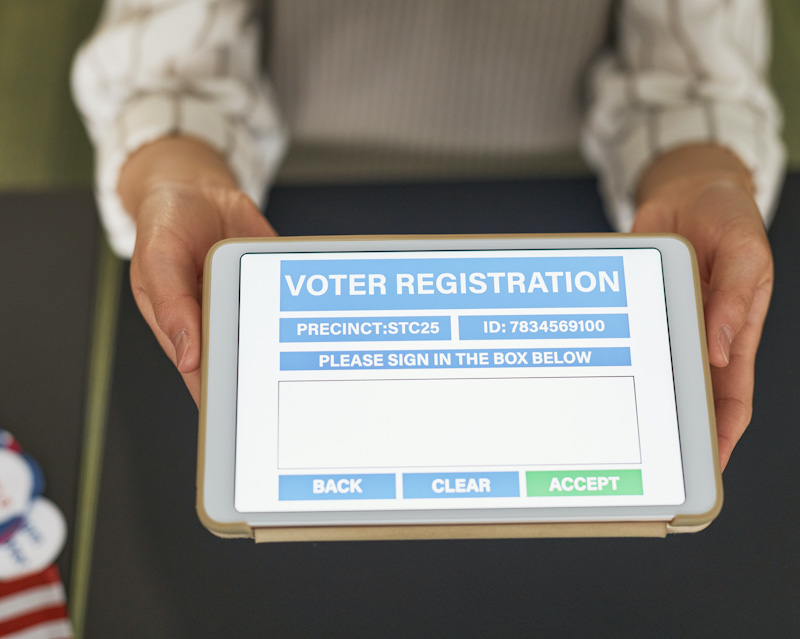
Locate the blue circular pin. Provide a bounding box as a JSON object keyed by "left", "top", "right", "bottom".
{"left": 20, "top": 453, "right": 45, "bottom": 500}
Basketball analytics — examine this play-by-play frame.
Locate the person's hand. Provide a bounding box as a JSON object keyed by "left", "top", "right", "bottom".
{"left": 120, "top": 137, "right": 276, "bottom": 404}
{"left": 633, "top": 145, "right": 773, "bottom": 471}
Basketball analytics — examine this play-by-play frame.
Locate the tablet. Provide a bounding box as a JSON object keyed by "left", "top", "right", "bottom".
{"left": 198, "top": 235, "right": 722, "bottom": 541}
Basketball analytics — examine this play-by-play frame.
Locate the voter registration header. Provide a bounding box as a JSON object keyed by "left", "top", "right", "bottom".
{"left": 279, "top": 256, "right": 627, "bottom": 311}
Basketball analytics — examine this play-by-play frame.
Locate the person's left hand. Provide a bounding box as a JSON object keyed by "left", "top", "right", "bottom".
{"left": 633, "top": 146, "right": 774, "bottom": 471}
{"left": 119, "top": 136, "right": 277, "bottom": 405}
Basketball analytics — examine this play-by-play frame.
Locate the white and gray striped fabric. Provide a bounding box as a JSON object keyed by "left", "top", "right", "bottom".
{"left": 72, "top": 0, "right": 784, "bottom": 258}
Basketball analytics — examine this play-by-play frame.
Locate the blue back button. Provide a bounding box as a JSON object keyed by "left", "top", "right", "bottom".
{"left": 279, "top": 473, "right": 396, "bottom": 501}
{"left": 403, "top": 472, "right": 520, "bottom": 499}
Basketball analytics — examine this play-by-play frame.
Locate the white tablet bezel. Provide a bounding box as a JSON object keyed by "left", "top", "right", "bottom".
{"left": 198, "top": 235, "right": 722, "bottom": 538}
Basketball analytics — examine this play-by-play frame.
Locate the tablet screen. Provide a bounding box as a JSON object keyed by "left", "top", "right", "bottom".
{"left": 234, "top": 248, "right": 686, "bottom": 514}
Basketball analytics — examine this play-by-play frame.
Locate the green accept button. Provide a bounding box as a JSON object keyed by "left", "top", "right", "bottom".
{"left": 526, "top": 470, "right": 643, "bottom": 496}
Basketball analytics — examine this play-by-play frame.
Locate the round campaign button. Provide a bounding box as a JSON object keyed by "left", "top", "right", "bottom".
{"left": 21, "top": 453, "right": 45, "bottom": 500}
{"left": 0, "top": 429, "right": 23, "bottom": 453}
{"left": 0, "top": 497, "right": 67, "bottom": 580}
{"left": 0, "top": 449, "right": 34, "bottom": 524}
{"left": 0, "top": 516, "right": 24, "bottom": 544}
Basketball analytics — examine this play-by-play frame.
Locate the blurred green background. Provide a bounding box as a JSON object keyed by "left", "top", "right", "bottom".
{"left": 1, "top": 0, "right": 798, "bottom": 192}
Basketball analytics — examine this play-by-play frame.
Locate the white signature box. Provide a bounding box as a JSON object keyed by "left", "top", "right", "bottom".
{"left": 278, "top": 377, "right": 641, "bottom": 469}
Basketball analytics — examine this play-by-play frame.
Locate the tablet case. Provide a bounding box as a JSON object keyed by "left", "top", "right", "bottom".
{"left": 197, "top": 234, "right": 723, "bottom": 542}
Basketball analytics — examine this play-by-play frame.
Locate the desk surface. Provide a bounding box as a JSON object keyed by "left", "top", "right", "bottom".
{"left": 4, "top": 177, "right": 799, "bottom": 637}
{"left": 0, "top": 191, "right": 99, "bottom": 590}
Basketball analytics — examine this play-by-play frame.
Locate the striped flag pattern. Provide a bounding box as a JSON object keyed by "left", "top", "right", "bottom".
{"left": 0, "top": 565, "right": 72, "bottom": 639}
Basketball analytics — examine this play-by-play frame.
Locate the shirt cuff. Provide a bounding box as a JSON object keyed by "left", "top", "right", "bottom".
{"left": 583, "top": 101, "right": 786, "bottom": 232}
{"left": 95, "top": 92, "right": 287, "bottom": 259}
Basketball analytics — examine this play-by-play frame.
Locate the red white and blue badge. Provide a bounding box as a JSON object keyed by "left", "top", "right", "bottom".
{"left": 0, "top": 429, "right": 23, "bottom": 454}
{"left": 0, "top": 449, "right": 34, "bottom": 526}
{"left": 0, "top": 431, "right": 72, "bottom": 637}
{"left": 0, "top": 498, "right": 67, "bottom": 580}
{"left": 0, "top": 432, "right": 67, "bottom": 582}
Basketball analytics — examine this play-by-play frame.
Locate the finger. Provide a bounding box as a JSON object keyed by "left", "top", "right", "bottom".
{"left": 130, "top": 276, "right": 173, "bottom": 363}
{"left": 712, "top": 348, "right": 755, "bottom": 472}
{"left": 182, "top": 369, "right": 202, "bottom": 406}
{"left": 131, "top": 278, "right": 202, "bottom": 405}
{"left": 703, "top": 229, "right": 772, "bottom": 368}
{"left": 712, "top": 351, "right": 754, "bottom": 472}
{"left": 131, "top": 240, "right": 203, "bottom": 375}
{"left": 710, "top": 285, "right": 770, "bottom": 470}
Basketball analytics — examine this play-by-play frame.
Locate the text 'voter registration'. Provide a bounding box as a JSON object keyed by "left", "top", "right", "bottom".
{"left": 280, "top": 257, "right": 627, "bottom": 310}
{"left": 284, "top": 270, "right": 620, "bottom": 296}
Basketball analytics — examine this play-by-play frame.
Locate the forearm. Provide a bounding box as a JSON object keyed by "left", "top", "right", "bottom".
{"left": 118, "top": 136, "right": 240, "bottom": 223}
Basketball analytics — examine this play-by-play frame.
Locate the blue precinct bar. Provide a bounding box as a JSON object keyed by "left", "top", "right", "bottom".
{"left": 403, "top": 472, "right": 520, "bottom": 499}
{"left": 279, "top": 474, "right": 396, "bottom": 501}
{"left": 279, "top": 347, "right": 631, "bottom": 370}
{"left": 279, "top": 316, "right": 451, "bottom": 342}
{"left": 459, "top": 313, "right": 630, "bottom": 340}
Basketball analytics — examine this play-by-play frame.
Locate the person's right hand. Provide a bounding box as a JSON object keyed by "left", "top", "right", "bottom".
{"left": 633, "top": 144, "right": 773, "bottom": 471}
{"left": 121, "top": 137, "right": 275, "bottom": 404}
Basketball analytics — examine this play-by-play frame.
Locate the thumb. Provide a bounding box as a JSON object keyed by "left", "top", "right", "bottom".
{"left": 218, "top": 191, "right": 279, "bottom": 238}
{"left": 703, "top": 231, "right": 772, "bottom": 368}
{"left": 132, "top": 242, "right": 204, "bottom": 375}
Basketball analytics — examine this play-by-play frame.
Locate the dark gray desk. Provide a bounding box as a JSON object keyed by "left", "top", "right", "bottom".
{"left": 89, "top": 176, "right": 800, "bottom": 637}
{"left": 0, "top": 191, "right": 100, "bottom": 590}
{"left": 5, "top": 177, "right": 799, "bottom": 637}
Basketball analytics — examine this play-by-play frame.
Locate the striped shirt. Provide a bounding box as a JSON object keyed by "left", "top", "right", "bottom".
{"left": 72, "top": 0, "right": 785, "bottom": 258}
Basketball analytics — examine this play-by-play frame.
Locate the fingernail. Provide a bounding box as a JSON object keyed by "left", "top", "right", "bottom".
{"left": 718, "top": 325, "right": 733, "bottom": 365}
{"left": 174, "top": 329, "right": 189, "bottom": 369}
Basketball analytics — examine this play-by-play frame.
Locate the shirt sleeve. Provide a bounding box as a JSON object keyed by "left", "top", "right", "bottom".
{"left": 71, "top": 0, "right": 287, "bottom": 258}
{"left": 581, "top": 0, "right": 785, "bottom": 231}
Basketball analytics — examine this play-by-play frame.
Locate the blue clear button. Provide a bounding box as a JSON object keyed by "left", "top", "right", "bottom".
{"left": 403, "top": 472, "right": 520, "bottom": 499}
{"left": 279, "top": 474, "right": 396, "bottom": 501}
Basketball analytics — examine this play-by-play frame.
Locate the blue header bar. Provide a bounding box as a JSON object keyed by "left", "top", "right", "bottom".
{"left": 280, "top": 257, "right": 627, "bottom": 311}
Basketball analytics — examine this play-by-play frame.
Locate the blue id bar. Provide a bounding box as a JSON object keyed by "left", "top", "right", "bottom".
{"left": 279, "top": 316, "right": 451, "bottom": 342}
{"left": 403, "top": 472, "right": 520, "bottom": 499}
{"left": 279, "top": 474, "right": 396, "bottom": 501}
{"left": 280, "top": 347, "right": 631, "bottom": 370}
{"left": 459, "top": 313, "right": 630, "bottom": 340}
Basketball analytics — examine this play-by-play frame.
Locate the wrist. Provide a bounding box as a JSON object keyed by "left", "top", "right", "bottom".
{"left": 636, "top": 144, "right": 755, "bottom": 207}
{"left": 118, "top": 136, "right": 239, "bottom": 222}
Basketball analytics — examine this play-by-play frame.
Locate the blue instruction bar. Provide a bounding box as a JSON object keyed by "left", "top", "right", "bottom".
{"left": 280, "top": 347, "right": 631, "bottom": 370}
